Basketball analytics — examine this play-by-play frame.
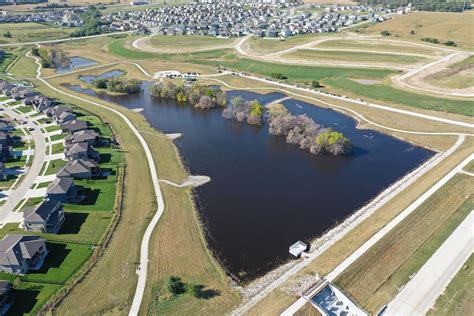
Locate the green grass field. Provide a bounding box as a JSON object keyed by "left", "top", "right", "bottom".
{"left": 324, "top": 77, "right": 474, "bottom": 116}
{"left": 314, "top": 39, "right": 439, "bottom": 56}
{"left": 109, "top": 38, "right": 159, "bottom": 59}
{"left": 148, "top": 35, "right": 234, "bottom": 49}
{"left": 0, "top": 23, "right": 73, "bottom": 44}
{"left": 197, "top": 57, "right": 396, "bottom": 81}
{"left": 428, "top": 254, "right": 473, "bottom": 316}
{"left": 282, "top": 49, "right": 425, "bottom": 65}
{"left": 6, "top": 283, "right": 61, "bottom": 316}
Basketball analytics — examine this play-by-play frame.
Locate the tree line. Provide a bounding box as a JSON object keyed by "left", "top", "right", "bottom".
{"left": 356, "top": 0, "right": 469, "bottom": 12}
{"left": 149, "top": 82, "right": 352, "bottom": 156}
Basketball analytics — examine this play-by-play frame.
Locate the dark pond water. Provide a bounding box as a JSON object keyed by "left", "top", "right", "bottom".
{"left": 56, "top": 57, "right": 98, "bottom": 74}
{"left": 68, "top": 83, "right": 434, "bottom": 281}
{"left": 79, "top": 70, "right": 125, "bottom": 84}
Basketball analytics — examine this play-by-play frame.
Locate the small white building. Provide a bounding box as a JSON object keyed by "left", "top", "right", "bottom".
{"left": 289, "top": 241, "right": 307, "bottom": 257}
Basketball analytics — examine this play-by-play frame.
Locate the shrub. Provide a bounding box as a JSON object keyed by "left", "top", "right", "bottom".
{"left": 380, "top": 31, "right": 391, "bottom": 36}
{"left": 444, "top": 40, "right": 457, "bottom": 47}
{"left": 166, "top": 276, "right": 185, "bottom": 296}
{"left": 421, "top": 37, "right": 440, "bottom": 44}
{"left": 271, "top": 72, "right": 287, "bottom": 80}
{"left": 311, "top": 81, "right": 322, "bottom": 88}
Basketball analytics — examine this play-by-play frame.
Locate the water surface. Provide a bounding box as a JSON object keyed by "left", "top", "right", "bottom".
{"left": 79, "top": 70, "right": 125, "bottom": 84}
{"left": 68, "top": 83, "right": 434, "bottom": 280}
{"left": 56, "top": 57, "right": 97, "bottom": 73}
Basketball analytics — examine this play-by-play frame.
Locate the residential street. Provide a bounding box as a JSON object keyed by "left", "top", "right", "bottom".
{"left": 0, "top": 103, "right": 46, "bottom": 224}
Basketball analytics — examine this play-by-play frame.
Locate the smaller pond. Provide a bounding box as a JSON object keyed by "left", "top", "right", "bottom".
{"left": 79, "top": 70, "right": 125, "bottom": 84}
{"left": 56, "top": 57, "right": 98, "bottom": 74}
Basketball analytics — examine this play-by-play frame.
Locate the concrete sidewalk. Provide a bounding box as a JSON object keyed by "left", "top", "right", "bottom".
{"left": 385, "top": 211, "right": 474, "bottom": 316}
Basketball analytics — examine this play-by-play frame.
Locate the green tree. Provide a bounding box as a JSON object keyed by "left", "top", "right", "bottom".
{"left": 166, "top": 276, "right": 185, "bottom": 296}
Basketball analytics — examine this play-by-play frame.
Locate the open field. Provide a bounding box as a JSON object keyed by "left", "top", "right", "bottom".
{"left": 425, "top": 55, "right": 474, "bottom": 90}
{"left": 314, "top": 39, "right": 443, "bottom": 56}
{"left": 324, "top": 77, "right": 474, "bottom": 116}
{"left": 335, "top": 174, "right": 473, "bottom": 313}
{"left": 0, "top": 23, "right": 73, "bottom": 44}
{"left": 145, "top": 35, "right": 236, "bottom": 52}
{"left": 358, "top": 11, "right": 474, "bottom": 48}
{"left": 241, "top": 33, "right": 337, "bottom": 55}
{"left": 281, "top": 49, "right": 426, "bottom": 65}
{"left": 8, "top": 49, "right": 38, "bottom": 79}
{"left": 428, "top": 254, "right": 473, "bottom": 316}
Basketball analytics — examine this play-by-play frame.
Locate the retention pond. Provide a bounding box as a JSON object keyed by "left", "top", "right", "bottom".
{"left": 68, "top": 83, "right": 434, "bottom": 281}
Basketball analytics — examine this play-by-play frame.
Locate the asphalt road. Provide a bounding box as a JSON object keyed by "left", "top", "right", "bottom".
{"left": 0, "top": 104, "right": 46, "bottom": 223}
{"left": 385, "top": 211, "right": 474, "bottom": 315}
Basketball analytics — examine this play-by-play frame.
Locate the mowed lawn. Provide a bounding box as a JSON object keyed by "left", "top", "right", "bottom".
{"left": 335, "top": 174, "right": 474, "bottom": 313}
{"left": 0, "top": 23, "right": 73, "bottom": 44}
{"left": 314, "top": 39, "right": 440, "bottom": 56}
{"left": 148, "top": 35, "right": 235, "bottom": 49}
{"left": 282, "top": 49, "right": 425, "bottom": 65}
{"left": 196, "top": 56, "right": 396, "bottom": 81}
{"left": 428, "top": 254, "right": 473, "bottom": 316}
{"left": 324, "top": 77, "right": 474, "bottom": 116}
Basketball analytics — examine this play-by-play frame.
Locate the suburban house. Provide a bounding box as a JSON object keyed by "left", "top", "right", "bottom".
{"left": 60, "top": 120, "right": 88, "bottom": 134}
{"left": 64, "top": 142, "right": 99, "bottom": 161}
{"left": 10, "top": 87, "right": 37, "bottom": 100}
{"left": 0, "top": 235, "right": 48, "bottom": 274}
{"left": 57, "top": 159, "right": 99, "bottom": 179}
{"left": 0, "top": 121, "right": 12, "bottom": 133}
{"left": 0, "top": 81, "right": 13, "bottom": 95}
{"left": 51, "top": 106, "right": 75, "bottom": 124}
{"left": 46, "top": 176, "right": 77, "bottom": 203}
{"left": 65, "top": 129, "right": 99, "bottom": 146}
{"left": 0, "top": 281, "right": 14, "bottom": 314}
{"left": 27, "top": 95, "right": 53, "bottom": 112}
{"left": 22, "top": 199, "right": 65, "bottom": 234}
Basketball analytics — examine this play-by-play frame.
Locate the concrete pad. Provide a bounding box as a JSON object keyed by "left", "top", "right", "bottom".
{"left": 35, "top": 174, "right": 56, "bottom": 183}
{"left": 25, "top": 187, "right": 47, "bottom": 199}
{"left": 45, "top": 130, "right": 63, "bottom": 138}
{"left": 44, "top": 153, "right": 65, "bottom": 161}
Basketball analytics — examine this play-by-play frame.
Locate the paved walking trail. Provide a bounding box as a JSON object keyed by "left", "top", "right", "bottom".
{"left": 281, "top": 153, "right": 474, "bottom": 316}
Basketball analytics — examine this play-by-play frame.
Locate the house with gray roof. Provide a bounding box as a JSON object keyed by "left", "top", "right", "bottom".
{"left": 46, "top": 176, "right": 77, "bottom": 203}
{"left": 64, "top": 142, "right": 99, "bottom": 161}
{"left": 60, "top": 120, "right": 88, "bottom": 134}
{"left": 0, "top": 280, "right": 14, "bottom": 314}
{"left": 57, "top": 159, "right": 98, "bottom": 179}
{"left": 22, "top": 199, "right": 65, "bottom": 234}
{"left": 0, "top": 235, "right": 48, "bottom": 274}
{"left": 0, "top": 162, "right": 6, "bottom": 180}
{"left": 65, "top": 129, "right": 99, "bottom": 146}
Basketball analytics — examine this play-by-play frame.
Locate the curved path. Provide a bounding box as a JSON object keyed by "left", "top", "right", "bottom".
{"left": 27, "top": 51, "right": 163, "bottom": 316}
{"left": 132, "top": 36, "right": 239, "bottom": 53}
{"left": 394, "top": 51, "right": 474, "bottom": 97}
{"left": 0, "top": 104, "right": 45, "bottom": 224}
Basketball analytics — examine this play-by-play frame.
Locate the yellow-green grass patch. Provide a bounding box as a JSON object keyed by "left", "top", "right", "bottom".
{"left": 148, "top": 35, "right": 235, "bottom": 50}
{"left": 281, "top": 49, "right": 426, "bottom": 65}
